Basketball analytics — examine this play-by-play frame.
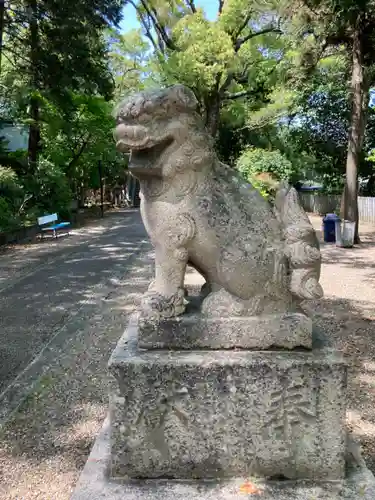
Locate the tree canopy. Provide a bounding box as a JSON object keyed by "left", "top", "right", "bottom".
{"left": 0, "top": 0, "right": 374, "bottom": 242}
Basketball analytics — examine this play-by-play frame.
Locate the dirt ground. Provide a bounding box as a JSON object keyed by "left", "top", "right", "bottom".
{"left": 0, "top": 213, "right": 375, "bottom": 499}
{"left": 308, "top": 215, "right": 375, "bottom": 473}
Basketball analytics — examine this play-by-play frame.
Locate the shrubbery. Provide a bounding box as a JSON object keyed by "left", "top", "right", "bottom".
{"left": 0, "top": 160, "right": 74, "bottom": 232}
{"left": 236, "top": 147, "right": 299, "bottom": 199}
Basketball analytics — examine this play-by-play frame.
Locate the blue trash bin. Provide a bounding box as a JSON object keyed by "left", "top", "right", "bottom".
{"left": 322, "top": 213, "right": 341, "bottom": 243}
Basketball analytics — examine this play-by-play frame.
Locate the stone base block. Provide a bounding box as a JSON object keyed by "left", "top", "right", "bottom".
{"left": 71, "top": 417, "right": 375, "bottom": 500}
{"left": 108, "top": 324, "right": 347, "bottom": 481}
{"left": 139, "top": 311, "right": 312, "bottom": 350}
{"left": 138, "top": 295, "right": 312, "bottom": 350}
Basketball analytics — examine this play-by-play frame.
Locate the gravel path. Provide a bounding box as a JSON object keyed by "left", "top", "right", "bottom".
{"left": 0, "top": 209, "right": 153, "bottom": 499}
{"left": 0, "top": 212, "right": 375, "bottom": 499}
{"left": 0, "top": 209, "right": 150, "bottom": 424}
{"left": 308, "top": 215, "right": 375, "bottom": 473}
{"left": 0, "top": 212, "right": 125, "bottom": 292}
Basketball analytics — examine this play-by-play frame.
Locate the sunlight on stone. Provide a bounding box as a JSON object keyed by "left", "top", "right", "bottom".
{"left": 363, "top": 361, "right": 375, "bottom": 372}
{"left": 359, "top": 373, "right": 375, "bottom": 387}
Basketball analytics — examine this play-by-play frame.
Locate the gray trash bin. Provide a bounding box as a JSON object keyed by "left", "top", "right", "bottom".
{"left": 335, "top": 220, "right": 356, "bottom": 248}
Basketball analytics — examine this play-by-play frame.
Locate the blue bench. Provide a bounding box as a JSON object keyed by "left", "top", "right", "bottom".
{"left": 38, "top": 213, "right": 71, "bottom": 239}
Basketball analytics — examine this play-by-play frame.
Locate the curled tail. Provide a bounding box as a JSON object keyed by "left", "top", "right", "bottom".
{"left": 274, "top": 182, "right": 323, "bottom": 300}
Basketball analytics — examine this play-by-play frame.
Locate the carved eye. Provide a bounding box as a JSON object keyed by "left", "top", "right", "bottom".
{"left": 170, "top": 98, "right": 178, "bottom": 109}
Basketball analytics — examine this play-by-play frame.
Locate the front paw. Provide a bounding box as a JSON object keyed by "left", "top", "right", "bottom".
{"left": 140, "top": 288, "right": 186, "bottom": 321}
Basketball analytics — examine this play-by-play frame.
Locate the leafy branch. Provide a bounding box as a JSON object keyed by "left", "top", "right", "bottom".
{"left": 235, "top": 26, "right": 283, "bottom": 52}
{"left": 186, "top": 0, "right": 196, "bottom": 13}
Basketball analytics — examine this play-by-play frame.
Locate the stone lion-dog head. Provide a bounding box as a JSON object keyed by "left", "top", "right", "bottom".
{"left": 114, "top": 85, "right": 215, "bottom": 183}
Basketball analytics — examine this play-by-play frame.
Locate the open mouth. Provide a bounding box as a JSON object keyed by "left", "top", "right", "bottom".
{"left": 128, "top": 137, "right": 173, "bottom": 174}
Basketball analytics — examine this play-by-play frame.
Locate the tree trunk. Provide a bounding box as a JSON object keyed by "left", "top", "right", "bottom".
{"left": 79, "top": 183, "right": 85, "bottom": 208}
{"left": 66, "top": 135, "right": 91, "bottom": 174}
{"left": 27, "top": 0, "right": 40, "bottom": 173}
{"left": 341, "top": 24, "right": 367, "bottom": 244}
{"left": 0, "top": 0, "right": 6, "bottom": 75}
{"left": 205, "top": 93, "right": 221, "bottom": 137}
{"left": 28, "top": 98, "right": 40, "bottom": 172}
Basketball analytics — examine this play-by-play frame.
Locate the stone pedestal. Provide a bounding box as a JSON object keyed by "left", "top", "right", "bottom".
{"left": 71, "top": 416, "right": 375, "bottom": 500}
{"left": 72, "top": 319, "right": 375, "bottom": 500}
{"left": 138, "top": 296, "right": 313, "bottom": 350}
{"left": 108, "top": 319, "right": 347, "bottom": 481}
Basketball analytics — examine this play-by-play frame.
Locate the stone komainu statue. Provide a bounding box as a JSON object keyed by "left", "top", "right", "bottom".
{"left": 114, "top": 84, "right": 322, "bottom": 321}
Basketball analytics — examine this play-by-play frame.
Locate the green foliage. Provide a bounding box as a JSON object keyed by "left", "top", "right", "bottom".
{"left": 0, "top": 197, "right": 15, "bottom": 231}
{"left": 0, "top": 2, "right": 130, "bottom": 232}
{"left": 2, "top": 0, "right": 375, "bottom": 235}
{"left": 237, "top": 147, "right": 297, "bottom": 198}
{"left": 237, "top": 147, "right": 295, "bottom": 180}
{"left": 126, "top": 0, "right": 284, "bottom": 134}
{"left": 44, "top": 94, "right": 119, "bottom": 168}
{"left": 228, "top": 49, "right": 362, "bottom": 193}
{"left": 33, "top": 159, "right": 73, "bottom": 217}
{"left": 37, "top": 91, "right": 126, "bottom": 211}
{"left": 107, "top": 28, "right": 155, "bottom": 100}
{"left": 5, "top": 0, "right": 124, "bottom": 103}
{"left": 166, "top": 10, "right": 235, "bottom": 93}
{"left": 0, "top": 166, "right": 20, "bottom": 193}
{"left": 0, "top": 166, "right": 26, "bottom": 231}
{"left": 0, "top": 161, "right": 72, "bottom": 230}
